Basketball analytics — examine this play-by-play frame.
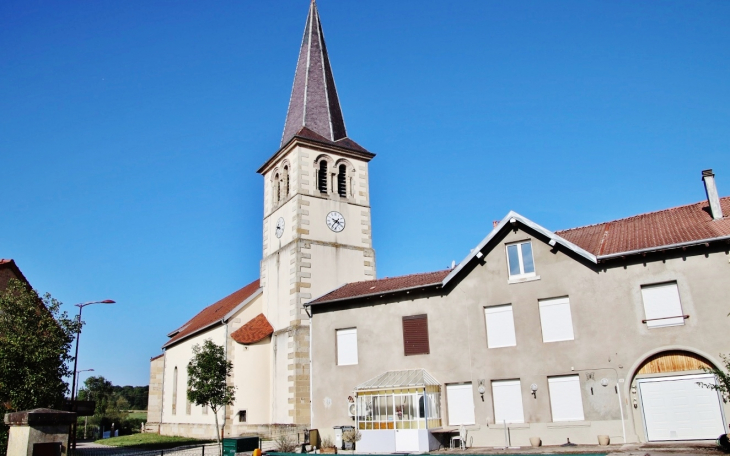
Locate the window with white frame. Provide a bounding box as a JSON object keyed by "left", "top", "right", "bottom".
{"left": 548, "top": 375, "right": 584, "bottom": 422}
{"left": 484, "top": 305, "right": 517, "bottom": 348}
{"left": 446, "top": 383, "right": 476, "bottom": 425}
{"left": 506, "top": 241, "right": 535, "bottom": 279}
{"left": 492, "top": 379, "right": 525, "bottom": 424}
{"left": 336, "top": 328, "right": 358, "bottom": 366}
{"left": 538, "top": 297, "right": 575, "bottom": 343}
{"left": 640, "top": 282, "right": 685, "bottom": 328}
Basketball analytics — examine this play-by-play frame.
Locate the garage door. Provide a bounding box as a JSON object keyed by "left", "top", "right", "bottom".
{"left": 638, "top": 374, "right": 725, "bottom": 441}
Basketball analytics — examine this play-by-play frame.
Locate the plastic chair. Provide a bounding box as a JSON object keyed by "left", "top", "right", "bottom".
{"left": 450, "top": 425, "right": 466, "bottom": 450}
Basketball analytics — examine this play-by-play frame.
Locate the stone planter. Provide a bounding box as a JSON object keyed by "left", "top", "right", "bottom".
{"left": 529, "top": 437, "right": 542, "bottom": 447}
{"left": 344, "top": 442, "right": 354, "bottom": 450}
{"left": 320, "top": 447, "right": 337, "bottom": 454}
{"left": 597, "top": 435, "right": 610, "bottom": 446}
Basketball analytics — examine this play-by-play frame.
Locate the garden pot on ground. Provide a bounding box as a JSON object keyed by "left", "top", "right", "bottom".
{"left": 529, "top": 437, "right": 542, "bottom": 447}
{"left": 597, "top": 435, "right": 610, "bottom": 446}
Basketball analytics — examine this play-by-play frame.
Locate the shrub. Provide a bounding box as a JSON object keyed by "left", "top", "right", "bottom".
{"left": 320, "top": 435, "right": 334, "bottom": 448}
{"left": 275, "top": 434, "right": 297, "bottom": 453}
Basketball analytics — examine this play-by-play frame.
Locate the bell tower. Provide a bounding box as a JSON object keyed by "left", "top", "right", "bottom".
{"left": 256, "top": 0, "right": 376, "bottom": 425}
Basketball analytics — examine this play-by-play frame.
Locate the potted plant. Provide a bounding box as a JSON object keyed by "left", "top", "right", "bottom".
{"left": 342, "top": 429, "right": 361, "bottom": 450}
{"left": 320, "top": 435, "right": 337, "bottom": 454}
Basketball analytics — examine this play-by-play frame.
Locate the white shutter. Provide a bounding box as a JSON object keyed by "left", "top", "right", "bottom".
{"left": 548, "top": 375, "right": 584, "bottom": 422}
{"left": 485, "top": 305, "right": 517, "bottom": 348}
{"left": 641, "top": 282, "right": 684, "bottom": 328}
{"left": 492, "top": 380, "right": 524, "bottom": 424}
{"left": 539, "top": 297, "right": 574, "bottom": 342}
{"left": 336, "top": 328, "right": 358, "bottom": 366}
{"left": 446, "top": 383, "right": 475, "bottom": 425}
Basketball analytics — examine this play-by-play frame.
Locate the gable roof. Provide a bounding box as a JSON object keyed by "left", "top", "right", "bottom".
{"left": 308, "top": 196, "right": 730, "bottom": 307}
{"left": 557, "top": 197, "right": 730, "bottom": 258}
{"left": 0, "top": 259, "right": 31, "bottom": 290}
{"left": 281, "top": 1, "right": 347, "bottom": 147}
{"left": 163, "top": 279, "right": 261, "bottom": 349}
{"left": 308, "top": 269, "right": 450, "bottom": 306}
{"left": 230, "top": 313, "right": 274, "bottom": 345}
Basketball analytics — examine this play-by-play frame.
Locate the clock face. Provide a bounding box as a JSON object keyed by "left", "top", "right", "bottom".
{"left": 326, "top": 211, "right": 345, "bottom": 232}
{"left": 275, "top": 217, "right": 285, "bottom": 238}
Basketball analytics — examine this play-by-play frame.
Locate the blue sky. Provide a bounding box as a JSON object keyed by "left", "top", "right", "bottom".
{"left": 1, "top": 1, "right": 728, "bottom": 387}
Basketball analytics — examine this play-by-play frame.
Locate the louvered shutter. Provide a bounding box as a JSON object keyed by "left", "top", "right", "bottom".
{"left": 402, "top": 314, "right": 430, "bottom": 356}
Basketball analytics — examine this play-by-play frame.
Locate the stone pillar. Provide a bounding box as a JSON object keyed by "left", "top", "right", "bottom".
{"left": 4, "top": 409, "right": 77, "bottom": 456}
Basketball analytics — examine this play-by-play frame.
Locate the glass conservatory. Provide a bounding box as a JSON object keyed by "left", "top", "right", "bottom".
{"left": 354, "top": 369, "right": 442, "bottom": 453}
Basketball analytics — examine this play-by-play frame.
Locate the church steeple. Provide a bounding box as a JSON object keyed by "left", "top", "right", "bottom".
{"left": 281, "top": 0, "right": 347, "bottom": 147}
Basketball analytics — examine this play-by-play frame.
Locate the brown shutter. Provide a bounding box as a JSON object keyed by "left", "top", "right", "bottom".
{"left": 402, "top": 314, "right": 430, "bottom": 356}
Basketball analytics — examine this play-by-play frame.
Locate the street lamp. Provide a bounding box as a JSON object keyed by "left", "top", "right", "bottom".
{"left": 75, "top": 369, "right": 95, "bottom": 398}
{"left": 70, "top": 299, "right": 114, "bottom": 449}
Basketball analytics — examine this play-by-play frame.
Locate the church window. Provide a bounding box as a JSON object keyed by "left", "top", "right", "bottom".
{"left": 274, "top": 173, "right": 281, "bottom": 203}
{"left": 238, "top": 410, "right": 247, "bottom": 422}
{"left": 318, "top": 160, "right": 328, "bottom": 193}
{"left": 172, "top": 366, "right": 178, "bottom": 415}
{"left": 284, "top": 166, "right": 290, "bottom": 197}
{"left": 337, "top": 164, "right": 347, "bottom": 197}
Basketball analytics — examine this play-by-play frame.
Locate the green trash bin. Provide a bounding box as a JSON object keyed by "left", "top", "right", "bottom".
{"left": 223, "top": 436, "right": 260, "bottom": 456}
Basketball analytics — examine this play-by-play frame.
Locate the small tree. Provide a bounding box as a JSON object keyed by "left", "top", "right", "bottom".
{"left": 0, "top": 279, "right": 80, "bottom": 454}
{"left": 187, "top": 339, "right": 236, "bottom": 452}
{"left": 698, "top": 354, "right": 730, "bottom": 404}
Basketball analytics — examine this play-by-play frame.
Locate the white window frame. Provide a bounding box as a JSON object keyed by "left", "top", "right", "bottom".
{"left": 538, "top": 296, "right": 575, "bottom": 343}
{"left": 505, "top": 241, "right": 536, "bottom": 281}
{"left": 640, "top": 282, "right": 686, "bottom": 328}
{"left": 492, "top": 379, "right": 525, "bottom": 424}
{"left": 336, "top": 328, "right": 358, "bottom": 366}
{"left": 548, "top": 375, "right": 585, "bottom": 422}
{"left": 484, "top": 304, "right": 517, "bottom": 348}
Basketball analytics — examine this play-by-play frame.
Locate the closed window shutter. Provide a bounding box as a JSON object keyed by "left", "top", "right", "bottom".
{"left": 403, "top": 314, "right": 430, "bottom": 356}
{"left": 446, "top": 383, "right": 476, "bottom": 425}
{"left": 641, "top": 282, "right": 684, "bottom": 328}
{"left": 492, "top": 380, "right": 525, "bottom": 424}
{"left": 485, "top": 305, "right": 517, "bottom": 348}
{"left": 538, "top": 297, "right": 575, "bottom": 343}
{"left": 548, "top": 375, "right": 584, "bottom": 422}
{"left": 336, "top": 328, "right": 358, "bottom": 365}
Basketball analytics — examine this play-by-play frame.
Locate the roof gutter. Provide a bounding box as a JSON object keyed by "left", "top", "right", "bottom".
{"left": 305, "top": 282, "right": 443, "bottom": 308}
{"left": 597, "top": 235, "right": 730, "bottom": 260}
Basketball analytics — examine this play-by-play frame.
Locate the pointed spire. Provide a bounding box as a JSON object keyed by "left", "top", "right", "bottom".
{"left": 281, "top": 0, "right": 347, "bottom": 147}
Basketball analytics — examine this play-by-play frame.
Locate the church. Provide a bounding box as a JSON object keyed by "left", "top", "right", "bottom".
{"left": 147, "top": 1, "right": 730, "bottom": 451}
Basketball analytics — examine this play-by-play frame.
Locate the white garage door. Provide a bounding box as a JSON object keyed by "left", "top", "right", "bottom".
{"left": 639, "top": 374, "right": 726, "bottom": 441}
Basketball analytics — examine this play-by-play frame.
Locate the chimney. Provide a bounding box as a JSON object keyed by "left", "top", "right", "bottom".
{"left": 702, "top": 169, "right": 723, "bottom": 220}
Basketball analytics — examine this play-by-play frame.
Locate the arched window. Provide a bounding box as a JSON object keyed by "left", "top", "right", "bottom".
{"left": 337, "top": 164, "right": 347, "bottom": 197}
{"left": 172, "top": 366, "right": 178, "bottom": 415}
{"left": 318, "top": 160, "right": 328, "bottom": 193}
{"left": 283, "top": 166, "right": 290, "bottom": 197}
{"left": 274, "top": 173, "right": 280, "bottom": 203}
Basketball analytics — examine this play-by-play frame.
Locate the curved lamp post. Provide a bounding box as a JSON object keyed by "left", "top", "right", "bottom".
{"left": 70, "top": 299, "right": 114, "bottom": 449}
{"left": 75, "top": 369, "right": 95, "bottom": 398}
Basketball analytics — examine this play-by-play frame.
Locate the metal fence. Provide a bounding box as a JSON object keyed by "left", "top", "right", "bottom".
{"left": 70, "top": 443, "right": 221, "bottom": 456}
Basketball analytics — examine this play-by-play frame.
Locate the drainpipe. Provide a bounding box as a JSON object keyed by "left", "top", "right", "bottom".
{"left": 222, "top": 322, "right": 228, "bottom": 439}
{"left": 160, "top": 351, "right": 166, "bottom": 433}
{"left": 309, "top": 309, "right": 314, "bottom": 429}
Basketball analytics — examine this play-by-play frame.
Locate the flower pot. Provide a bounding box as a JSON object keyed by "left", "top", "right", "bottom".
{"left": 344, "top": 442, "right": 353, "bottom": 450}
{"left": 529, "top": 437, "right": 542, "bottom": 447}
{"left": 597, "top": 435, "right": 610, "bottom": 446}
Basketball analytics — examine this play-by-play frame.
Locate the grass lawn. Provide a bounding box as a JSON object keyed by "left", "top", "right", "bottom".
{"left": 96, "top": 433, "right": 213, "bottom": 449}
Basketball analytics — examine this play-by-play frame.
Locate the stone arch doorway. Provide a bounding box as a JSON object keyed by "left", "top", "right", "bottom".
{"left": 630, "top": 350, "right": 726, "bottom": 442}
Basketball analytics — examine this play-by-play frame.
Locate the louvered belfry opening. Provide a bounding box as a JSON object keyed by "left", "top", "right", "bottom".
{"left": 337, "top": 164, "right": 347, "bottom": 196}
{"left": 318, "top": 160, "right": 328, "bottom": 193}
{"left": 402, "top": 314, "right": 430, "bottom": 356}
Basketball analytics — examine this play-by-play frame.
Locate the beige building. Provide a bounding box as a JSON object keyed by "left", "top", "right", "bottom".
{"left": 306, "top": 171, "right": 730, "bottom": 451}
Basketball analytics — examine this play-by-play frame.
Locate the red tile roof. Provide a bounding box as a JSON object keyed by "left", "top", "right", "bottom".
{"left": 230, "top": 313, "right": 274, "bottom": 345}
{"left": 309, "top": 269, "right": 451, "bottom": 305}
{"left": 163, "top": 279, "right": 260, "bottom": 348}
{"left": 557, "top": 197, "right": 730, "bottom": 257}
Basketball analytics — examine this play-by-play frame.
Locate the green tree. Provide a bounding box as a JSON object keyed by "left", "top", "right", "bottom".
{"left": 187, "top": 339, "right": 236, "bottom": 453}
{"left": 698, "top": 354, "right": 730, "bottom": 403}
{"left": 77, "top": 376, "right": 114, "bottom": 415}
{"left": 0, "top": 279, "right": 80, "bottom": 452}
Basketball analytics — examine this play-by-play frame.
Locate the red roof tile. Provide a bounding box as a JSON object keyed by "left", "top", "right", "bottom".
{"left": 309, "top": 269, "right": 450, "bottom": 305}
{"left": 557, "top": 197, "right": 730, "bottom": 257}
{"left": 230, "top": 313, "right": 274, "bottom": 345}
{"left": 163, "top": 279, "right": 260, "bottom": 348}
